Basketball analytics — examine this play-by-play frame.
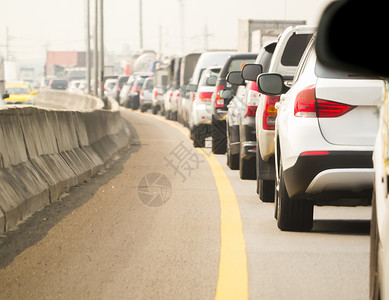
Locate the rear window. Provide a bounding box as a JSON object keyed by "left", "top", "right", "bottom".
{"left": 106, "top": 81, "right": 116, "bottom": 89}
{"left": 156, "top": 75, "right": 168, "bottom": 88}
{"left": 228, "top": 59, "right": 255, "bottom": 73}
{"left": 281, "top": 34, "right": 313, "bottom": 66}
{"left": 118, "top": 76, "right": 129, "bottom": 87}
{"left": 144, "top": 79, "right": 154, "bottom": 90}
{"left": 51, "top": 80, "right": 67, "bottom": 89}
{"left": 315, "top": 60, "right": 367, "bottom": 79}
{"left": 135, "top": 77, "right": 147, "bottom": 87}
{"left": 199, "top": 69, "right": 221, "bottom": 87}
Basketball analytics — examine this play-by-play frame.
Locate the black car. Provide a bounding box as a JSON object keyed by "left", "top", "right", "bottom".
{"left": 49, "top": 79, "right": 68, "bottom": 90}
{"left": 223, "top": 42, "right": 277, "bottom": 181}
{"left": 211, "top": 53, "right": 257, "bottom": 154}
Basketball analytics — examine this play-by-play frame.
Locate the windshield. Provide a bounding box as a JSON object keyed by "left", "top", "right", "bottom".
{"left": 6, "top": 87, "right": 30, "bottom": 94}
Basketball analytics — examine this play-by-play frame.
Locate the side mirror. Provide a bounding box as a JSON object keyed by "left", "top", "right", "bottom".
{"left": 218, "top": 89, "right": 233, "bottom": 100}
{"left": 316, "top": 0, "right": 388, "bottom": 78}
{"left": 227, "top": 71, "right": 245, "bottom": 86}
{"left": 256, "top": 73, "right": 285, "bottom": 96}
{"left": 186, "top": 83, "right": 198, "bottom": 92}
{"left": 242, "top": 64, "right": 263, "bottom": 81}
{"left": 206, "top": 76, "right": 217, "bottom": 86}
{"left": 2, "top": 93, "right": 9, "bottom": 99}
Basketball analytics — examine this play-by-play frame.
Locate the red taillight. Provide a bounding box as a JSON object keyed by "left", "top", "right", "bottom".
{"left": 104, "top": 87, "right": 108, "bottom": 91}
{"left": 300, "top": 151, "right": 329, "bottom": 156}
{"left": 168, "top": 91, "right": 173, "bottom": 102}
{"left": 294, "top": 85, "right": 316, "bottom": 117}
{"left": 262, "top": 95, "right": 279, "bottom": 130}
{"left": 140, "top": 91, "right": 144, "bottom": 97}
{"left": 246, "top": 105, "right": 257, "bottom": 117}
{"left": 294, "top": 85, "right": 355, "bottom": 118}
{"left": 317, "top": 99, "right": 355, "bottom": 117}
{"left": 154, "top": 90, "right": 158, "bottom": 98}
{"left": 134, "top": 86, "right": 139, "bottom": 92}
{"left": 198, "top": 91, "right": 213, "bottom": 102}
{"left": 215, "top": 85, "right": 225, "bottom": 107}
{"left": 246, "top": 81, "right": 261, "bottom": 118}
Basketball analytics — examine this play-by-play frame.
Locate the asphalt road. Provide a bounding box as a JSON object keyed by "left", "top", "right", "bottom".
{"left": 0, "top": 108, "right": 371, "bottom": 299}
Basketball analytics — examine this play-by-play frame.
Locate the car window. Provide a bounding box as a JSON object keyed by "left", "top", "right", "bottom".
{"left": 315, "top": 59, "right": 367, "bottom": 79}
{"left": 107, "top": 82, "right": 116, "bottom": 89}
{"left": 119, "top": 76, "right": 129, "bottom": 86}
{"left": 135, "top": 77, "right": 147, "bottom": 87}
{"left": 6, "top": 87, "right": 30, "bottom": 94}
{"left": 144, "top": 79, "right": 154, "bottom": 90}
{"left": 281, "top": 33, "right": 313, "bottom": 66}
{"left": 228, "top": 59, "right": 255, "bottom": 73}
{"left": 293, "top": 38, "right": 316, "bottom": 84}
{"left": 199, "top": 69, "right": 220, "bottom": 87}
{"left": 258, "top": 50, "right": 274, "bottom": 73}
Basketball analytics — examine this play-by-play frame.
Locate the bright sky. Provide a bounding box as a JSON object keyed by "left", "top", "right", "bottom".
{"left": 1, "top": 0, "right": 332, "bottom": 67}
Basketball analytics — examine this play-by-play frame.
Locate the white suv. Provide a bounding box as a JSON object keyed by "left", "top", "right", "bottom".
{"left": 254, "top": 25, "right": 316, "bottom": 202}
{"left": 257, "top": 36, "right": 384, "bottom": 231}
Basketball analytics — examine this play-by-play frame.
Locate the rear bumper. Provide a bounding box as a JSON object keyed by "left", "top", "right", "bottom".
{"left": 283, "top": 151, "right": 374, "bottom": 200}
{"left": 213, "top": 108, "right": 228, "bottom": 121}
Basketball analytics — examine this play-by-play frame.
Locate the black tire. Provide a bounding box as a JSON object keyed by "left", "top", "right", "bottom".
{"left": 140, "top": 105, "right": 147, "bottom": 113}
{"left": 192, "top": 126, "right": 206, "bottom": 148}
{"left": 256, "top": 142, "right": 275, "bottom": 202}
{"left": 226, "top": 124, "right": 239, "bottom": 170}
{"left": 259, "top": 180, "right": 275, "bottom": 203}
{"left": 239, "top": 155, "right": 256, "bottom": 179}
{"left": 370, "top": 190, "right": 381, "bottom": 300}
{"left": 131, "top": 97, "right": 140, "bottom": 110}
{"left": 152, "top": 106, "right": 158, "bottom": 115}
{"left": 211, "top": 116, "right": 227, "bottom": 154}
{"left": 276, "top": 158, "right": 313, "bottom": 231}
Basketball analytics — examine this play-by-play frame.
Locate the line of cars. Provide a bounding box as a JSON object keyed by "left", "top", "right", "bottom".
{"left": 126, "top": 22, "right": 387, "bottom": 299}
{"left": 124, "top": 7, "right": 385, "bottom": 296}
{"left": 116, "top": 23, "right": 378, "bottom": 232}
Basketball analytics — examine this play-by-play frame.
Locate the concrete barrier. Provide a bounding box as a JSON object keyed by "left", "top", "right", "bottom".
{"left": 0, "top": 91, "right": 129, "bottom": 233}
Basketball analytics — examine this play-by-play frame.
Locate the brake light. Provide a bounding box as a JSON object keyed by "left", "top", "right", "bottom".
{"left": 294, "top": 85, "right": 355, "bottom": 118}
{"left": 215, "top": 85, "right": 225, "bottom": 107}
{"left": 300, "top": 151, "right": 329, "bottom": 156}
{"left": 246, "top": 106, "right": 257, "bottom": 117}
{"left": 262, "top": 95, "right": 279, "bottom": 130}
{"left": 134, "top": 86, "right": 139, "bottom": 92}
{"left": 247, "top": 81, "right": 260, "bottom": 104}
{"left": 140, "top": 91, "right": 144, "bottom": 97}
{"left": 245, "top": 81, "right": 260, "bottom": 118}
{"left": 154, "top": 90, "right": 158, "bottom": 98}
{"left": 168, "top": 91, "right": 173, "bottom": 102}
{"left": 198, "top": 91, "right": 213, "bottom": 102}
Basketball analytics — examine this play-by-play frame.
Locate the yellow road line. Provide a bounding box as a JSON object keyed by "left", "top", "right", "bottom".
{"left": 200, "top": 152, "right": 248, "bottom": 300}
{"left": 127, "top": 109, "right": 249, "bottom": 299}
